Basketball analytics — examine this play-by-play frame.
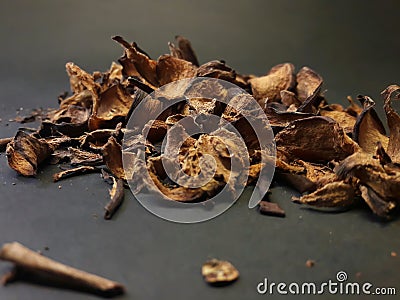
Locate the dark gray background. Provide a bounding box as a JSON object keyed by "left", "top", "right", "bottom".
{"left": 0, "top": 1, "right": 399, "bottom": 299}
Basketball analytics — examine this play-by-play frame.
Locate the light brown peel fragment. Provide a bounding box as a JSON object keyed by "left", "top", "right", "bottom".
{"left": 293, "top": 181, "right": 355, "bottom": 208}
{"left": 202, "top": 259, "right": 239, "bottom": 285}
{"left": 156, "top": 55, "right": 197, "bottom": 86}
{"left": 249, "top": 63, "right": 295, "bottom": 104}
{"left": 295, "top": 66, "right": 323, "bottom": 102}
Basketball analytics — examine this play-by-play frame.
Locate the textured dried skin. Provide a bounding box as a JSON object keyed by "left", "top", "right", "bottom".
{"left": 228, "top": 117, "right": 260, "bottom": 155}
{"left": 275, "top": 116, "right": 359, "bottom": 163}
{"left": 128, "top": 128, "right": 246, "bottom": 202}
{"left": 142, "top": 119, "right": 168, "bottom": 144}
{"left": 353, "top": 96, "right": 388, "bottom": 153}
{"left": 113, "top": 36, "right": 149, "bottom": 79}
{"left": 50, "top": 105, "right": 90, "bottom": 126}
{"left": 382, "top": 85, "right": 400, "bottom": 163}
{"left": 233, "top": 73, "right": 254, "bottom": 91}
{"left": 264, "top": 105, "right": 313, "bottom": 128}
{"left": 80, "top": 127, "right": 122, "bottom": 153}
{"left": 249, "top": 63, "right": 295, "bottom": 103}
{"left": 46, "top": 105, "right": 90, "bottom": 138}
{"left": 359, "top": 185, "right": 396, "bottom": 219}
{"left": 294, "top": 181, "right": 355, "bottom": 208}
{"left": 97, "top": 62, "right": 124, "bottom": 89}
{"left": 345, "top": 96, "right": 363, "bottom": 117}
{"left": 124, "top": 152, "right": 207, "bottom": 202}
{"left": 156, "top": 55, "right": 197, "bottom": 86}
{"left": 66, "top": 63, "right": 100, "bottom": 95}
{"left": 247, "top": 163, "right": 263, "bottom": 184}
{"left": 56, "top": 90, "right": 94, "bottom": 111}
{"left": 174, "top": 35, "right": 199, "bottom": 66}
{"left": 375, "top": 141, "right": 392, "bottom": 165}
{"left": 335, "top": 151, "right": 400, "bottom": 200}
{"left": 296, "top": 88, "right": 323, "bottom": 114}
{"left": 196, "top": 60, "right": 236, "bottom": 82}
{"left": 103, "top": 136, "right": 125, "bottom": 180}
{"left": 53, "top": 166, "right": 99, "bottom": 182}
{"left": 202, "top": 259, "right": 239, "bottom": 284}
{"left": 113, "top": 36, "right": 159, "bottom": 88}
{"left": 6, "top": 131, "right": 54, "bottom": 176}
{"left": 104, "top": 177, "right": 125, "bottom": 220}
{"left": 276, "top": 158, "right": 337, "bottom": 193}
{"left": 296, "top": 66, "right": 323, "bottom": 102}
{"left": 280, "top": 90, "right": 302, "bottom": 107}
{"left": 259, "top": 201, "right": 285, "bottom": 217}
{"left": 184, "top": 97, "right": 222, "bottom": 115}
{"left": 89, "top": 84, "right": 133, "bottom": 131}
{"left": 49, "top": 147, "right": 102, "bottom": 166}
{"left": 320, "top": 108, "right": 357, "bottom": 134}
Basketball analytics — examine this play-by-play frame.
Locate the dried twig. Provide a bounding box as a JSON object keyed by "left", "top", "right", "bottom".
{"left": 0, "top": 242, "right": 125, "bottom": 297}
{"left": 53, "top": 166, "right": 100, "bottom": 182}
{"left": 104, "top": 178, "right": 125, "bottom": 220}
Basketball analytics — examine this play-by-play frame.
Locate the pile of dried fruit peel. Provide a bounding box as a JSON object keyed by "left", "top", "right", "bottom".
{"left": 2, "top": 35, "right": 400, "bottom": 220}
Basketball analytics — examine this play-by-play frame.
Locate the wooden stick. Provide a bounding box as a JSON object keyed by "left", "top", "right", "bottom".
{"left": 0, "top": 242, "right": 124, "bottom": 297}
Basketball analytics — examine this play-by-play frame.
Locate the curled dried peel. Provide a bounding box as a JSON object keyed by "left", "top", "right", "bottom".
{"left": 296, "top": 66, "right": 323, "bottom": 102}
{"left": 276, "top": 116, "right": 359, "bottom": 163}
{"left": 156, "top": 55, "right": 197, "bottom": 86}
{"left": 113, "top": 36, "right": 159, "bottom": 87}
{"left": 319, "top": 107, "right": 357, "bottom": 134}
{"left": 276, "top": 158, "right": 337, "bottom": 193}
{"left": 293, "top": 181, "right": 355, "bottom": 208}
{"left": 103, "top": 136, "right": 125, "bottom": 180}
{"left": 249, "top": 63, "right": 295, "bottom": 104}
{"left": 382, "top": 85, "right": 400, "bottom": 163}
{"left": 335, "top": 151, "right": 400, "bottom": 200}
{"left": 6, "top": 131, "right": 54, "bottom": 176}
{"left": 353, "top": 95, "right": 388, "bottom": 153}
{"left": 89, "top": 84, "right": 133, "bottom": 131}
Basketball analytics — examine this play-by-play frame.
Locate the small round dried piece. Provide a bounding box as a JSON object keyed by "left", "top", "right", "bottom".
{"left": 202, "top": 259, "right": 239, "bottom": 285}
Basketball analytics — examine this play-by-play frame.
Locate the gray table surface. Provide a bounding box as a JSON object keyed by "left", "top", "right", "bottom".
{"left": 1, "top": 1, "right": 399, "bottom": 299}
